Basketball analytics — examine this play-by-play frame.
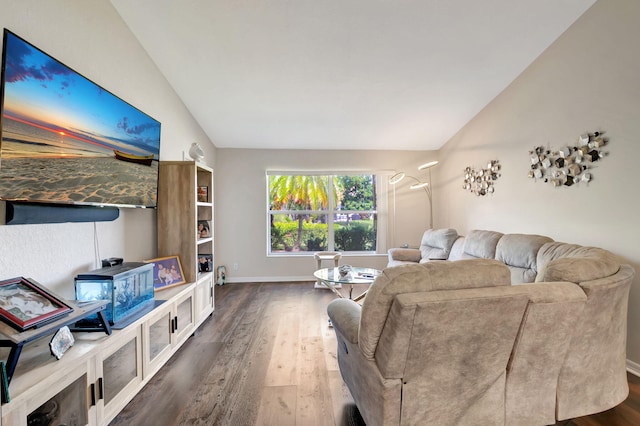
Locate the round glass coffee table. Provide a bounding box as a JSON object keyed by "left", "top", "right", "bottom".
{"left": 313, "top": 267, "right": 381, "bottom": 302}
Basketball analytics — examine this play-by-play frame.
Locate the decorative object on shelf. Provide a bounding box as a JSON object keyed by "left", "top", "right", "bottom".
{"left": 197, "top": 185, "right": 209, "bottom": 202}
{"left": 144, "top": 256, "right": 187, "bottom": 290}
{"left": 216, "top": 265, "right": 226, "bottom": 286}
{"left": 463, "top": 160, "right": 501, "bottom": 196}
{"left": 49, "top": 326, "right": 74, "bottom": 360}
{"left": 189, "top": 142, "right": 205, "bottom": 162}
{"left": 198, "top": 220, "right": 211, "bottom": 238}
{"left": 0, "top": 277, "right": 73, "bottom": 332}
{"left": 527, "top": 131, "right": 608, "bottom": 187}
{"left": 389, "top": 160, "right": 439, "bottom": 229}
{"left": 338, "top": 264, "right": 353, "bottom": 279}
{"left": 198, "top": 254, "right": 213, "bottom": 273}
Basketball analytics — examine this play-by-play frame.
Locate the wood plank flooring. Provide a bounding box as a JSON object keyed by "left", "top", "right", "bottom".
{"left": 110, "top": 282, "right": 640, "bottom": 426}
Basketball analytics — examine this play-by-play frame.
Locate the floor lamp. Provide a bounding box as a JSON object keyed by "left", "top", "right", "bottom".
{"left": 389, "top": 160, "right": 438, "bottom": 229}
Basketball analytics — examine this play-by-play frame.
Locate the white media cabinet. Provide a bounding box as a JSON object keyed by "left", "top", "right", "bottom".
{"left": 0, "top": 273, "right": 214, "bottom": 425}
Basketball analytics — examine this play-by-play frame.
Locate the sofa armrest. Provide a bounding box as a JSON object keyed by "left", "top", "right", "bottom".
{"left": 327, "top": 299, "right": 362, "bottom": 344}
{"left": 388, "top": 248, "right": 421, "bottom": 263}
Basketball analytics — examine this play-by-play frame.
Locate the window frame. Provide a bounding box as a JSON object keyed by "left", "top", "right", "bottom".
{"left": 266, "top": 171, "right": 383, "bottom": 256}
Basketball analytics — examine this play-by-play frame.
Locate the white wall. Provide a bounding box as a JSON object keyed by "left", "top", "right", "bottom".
{"left": 0, "top": 0, "right": 215, "bottom": 298}
{"left": 214, "top": 148, "right": 437, "bottom": 282}
{"left": 435, "top": 0, "right": 640, "bottom": 363}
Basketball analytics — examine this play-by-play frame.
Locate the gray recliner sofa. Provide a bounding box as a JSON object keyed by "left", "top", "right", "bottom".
{"left": 328, "top": 228, "right": 633, "bottom": 425}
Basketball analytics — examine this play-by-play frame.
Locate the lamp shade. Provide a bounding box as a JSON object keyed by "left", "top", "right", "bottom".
{"left": 389, "top": 172, "right": 406, "bottom": 185}
{"left": 417, "top": 160, "right": 439, "bottom": 171}
{"left": 409, "top": 181, "right": 429, "bottom": 190}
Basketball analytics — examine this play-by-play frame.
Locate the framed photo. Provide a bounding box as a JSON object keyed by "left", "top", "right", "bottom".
{"left": 0, "top": 277, "right": 73, "bottom": 332}
{"left": 198, "top": 254, "right": 213, "bottom": 273}
{"left": 145, "top": 256, "right": 187, "bottom": 290}
{"left": 197, "top": 186, "right": 209, "bottom": 203}
{"left": 198, "top": 220, "right": 211, "bottom": 239}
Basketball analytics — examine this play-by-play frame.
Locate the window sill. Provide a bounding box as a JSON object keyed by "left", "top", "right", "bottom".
{"left": 267, "top": 252, "right": 386, "bottom": 258}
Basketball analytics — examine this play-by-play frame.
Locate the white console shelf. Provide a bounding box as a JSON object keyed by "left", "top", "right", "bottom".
{"left": 0, "top": 272, "right": 214, "bottom": 426}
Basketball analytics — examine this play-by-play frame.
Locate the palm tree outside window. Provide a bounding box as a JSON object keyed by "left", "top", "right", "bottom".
{"left": 268, "top": 173, "right": 377, "bottom": 254}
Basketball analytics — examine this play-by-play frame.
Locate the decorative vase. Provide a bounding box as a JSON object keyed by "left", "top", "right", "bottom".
{"left": 339, "top": 265, "right": 352, "bottom": 278}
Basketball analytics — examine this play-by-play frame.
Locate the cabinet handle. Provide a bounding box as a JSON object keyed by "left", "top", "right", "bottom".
{"left": 170, "top": 316, "right": 175, "bottom": 333}
{"left": 174, "top": 316, "right": 179, "bottom": 331}
{"left": 90, "top": 383, "right": 96, "bottom": 406}
{"left": 98, "top": 377, "right": 104, "bottom": 400}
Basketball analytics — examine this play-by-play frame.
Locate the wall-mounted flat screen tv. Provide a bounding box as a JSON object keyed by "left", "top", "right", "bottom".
{"left": 0, "top": 29, "right": 161, "bottom": 209}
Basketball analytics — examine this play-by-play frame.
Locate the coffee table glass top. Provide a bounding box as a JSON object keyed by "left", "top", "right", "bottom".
{"left": 313, "top": 267, "right": 381, "bottom": 284}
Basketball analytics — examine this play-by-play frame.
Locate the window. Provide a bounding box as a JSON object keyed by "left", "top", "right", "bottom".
{"left": 268, "top": 174, "right": 378, "bottom": 254}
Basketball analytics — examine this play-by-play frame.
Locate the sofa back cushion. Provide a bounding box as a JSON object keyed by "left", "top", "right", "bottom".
{"left": 496, "top": 234, "right": 554, "bottom": 284}
{"left": 446, "top": 235, "right": 466, "bottom": 261}
{"left": 358, "top": 259, "right": 511, "bottom": 359}
{"left": 460, "top": 230, "right": 503, "bottom": 259}
{"left": 535, "top": 242, "right": 620, "bottom": 283}
{"left": 419, "top": 228, "right": 459, "bottom": 262}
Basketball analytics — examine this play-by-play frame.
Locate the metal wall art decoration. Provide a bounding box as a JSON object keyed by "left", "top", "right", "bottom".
{"left": 463, "top": 160, "right": 501, "bottom": 196}
{"left": 528, "top": 131, "right": 609, "bottom": 187}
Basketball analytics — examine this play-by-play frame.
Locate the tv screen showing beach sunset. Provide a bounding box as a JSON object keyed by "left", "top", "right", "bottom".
{"left": 0, "top": 30, "right": 161, "bottom": 208}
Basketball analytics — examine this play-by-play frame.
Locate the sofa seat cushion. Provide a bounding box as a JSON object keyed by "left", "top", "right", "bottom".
{"left": 496, "top": 233, "right": 554, "bottom": 284}
{"left": 419, "top": 228, "right": 459, "bottom": 261}
{"left": 536, "top": 242, "right": 621, "bottom": 283}
{"left": 358, "top": 259, "right": 511, "bottom": 359}
{"left": 460, "top": 230, "right": 503, "bottom": 259}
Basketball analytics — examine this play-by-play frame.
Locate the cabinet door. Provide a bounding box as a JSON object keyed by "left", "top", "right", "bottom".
{"left": 95, "top": 326, "right": 143, "bottom": 424}
{"left": 195, "top": 273, "right": 214, "bottom": 325}
{"left": 173, "top": 291, "right": 195, "bottom": 345}
{"left": 3, "top": 358, "right": 96, "bottom": 426}
{"left": 142, "top": 300, "right": 174, "bottom": 378}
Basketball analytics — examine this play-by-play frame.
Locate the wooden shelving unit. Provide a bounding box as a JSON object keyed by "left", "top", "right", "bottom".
{"left": 157, "top": 161, "right": 214, "bottom": 284}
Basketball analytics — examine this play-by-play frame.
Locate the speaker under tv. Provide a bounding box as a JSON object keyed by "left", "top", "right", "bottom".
{"left": 4, "top": 201, "right": 119, "bottom": 225}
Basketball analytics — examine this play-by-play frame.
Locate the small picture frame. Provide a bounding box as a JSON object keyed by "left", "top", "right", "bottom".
{"left": 197, "top": 186, "right": 208, "bottom": 203}
{"left": 198, "top": 220, "right": 211, "bottom": 239}
{"left": 198, "top": 254, "right": 213, "bottom": 273}
{"left": 144, "top": 256, "right": 187, "bottom": 290}
{"left": 0, "top": 277, "right": 73, "bottom": 332}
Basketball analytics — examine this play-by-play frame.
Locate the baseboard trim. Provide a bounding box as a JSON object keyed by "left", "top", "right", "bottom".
{"left": 626, "top": 359, "right": 640, "bottom": 377}
{"left": 225, "top": 275, "right": 314, "bottom": 283}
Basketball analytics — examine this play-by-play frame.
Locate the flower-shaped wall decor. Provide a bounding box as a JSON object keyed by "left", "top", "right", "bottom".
{"left": 463, "top": 160, "right": 501, "bottom": 196}
{"left": 528, "top": 131, "right": 608, "bottom": 187}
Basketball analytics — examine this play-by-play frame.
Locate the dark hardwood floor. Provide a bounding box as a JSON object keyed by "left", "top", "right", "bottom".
{"left": 110, "top": 282, "right": 640, "bottom": 426}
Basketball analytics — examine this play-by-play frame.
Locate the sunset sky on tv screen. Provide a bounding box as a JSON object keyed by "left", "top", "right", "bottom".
{"left": 1, "top": 31, "right": 160, "bottom": 159}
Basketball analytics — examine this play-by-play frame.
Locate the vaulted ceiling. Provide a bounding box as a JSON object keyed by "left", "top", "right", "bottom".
{"left": 111, "top": 0, "right": 596, "bottom": 150}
